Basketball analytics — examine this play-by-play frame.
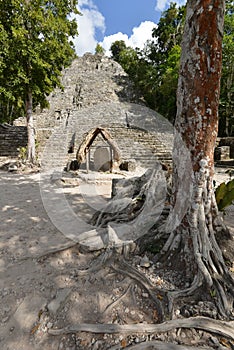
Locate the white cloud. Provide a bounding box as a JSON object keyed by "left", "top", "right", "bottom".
{"left": 155, "top": 0, "right": 186, "bottom": 11}
{"left": 101, "top": 33, "right": 130, "bottom": 57}
{"left": 100, "top": 21, "right": 157, "bottom": 57}
{"left": 72, "top": 1, "right": 105, "bottom": 56}
{"left": 130, "top": 21, "right": 156, "bottom": 48}
{"left": 72, "top": 1, "right": 158, "bottom": 57}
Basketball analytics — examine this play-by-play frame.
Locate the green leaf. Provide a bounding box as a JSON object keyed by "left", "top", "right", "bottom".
{"left": 215, "top": 179, "right": 234, "bottom": 211}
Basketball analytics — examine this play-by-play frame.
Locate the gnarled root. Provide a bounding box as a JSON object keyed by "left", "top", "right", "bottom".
{"left": 160, "top": 193, "right": 234, "bottom": 319}
{"left": 48, "top": 316, "right": 234, "bottom": 340}
{"left": 88, "top": 165, "right": 234, "bottom": 320}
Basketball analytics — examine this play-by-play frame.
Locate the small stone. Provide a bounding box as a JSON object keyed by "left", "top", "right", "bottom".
{"left": 210, "top": 336, "right": 220, "bottom": 346}
{"left": 140, "top": 255, "right": 151, "bottom": 268}
{"left": 2, "top": 316, "right": 9, "bottom": 323}
{"left": 8, "top": 163, "right": 18, "bottom": 172}
{"left": 125, "top": 308, "right": 129, "bottom": 313}
{"left": 3, "top": 306, "right": 10, "bottom": 313}
{"left": 142, "top": 292, "right": 149, "bottom": 298}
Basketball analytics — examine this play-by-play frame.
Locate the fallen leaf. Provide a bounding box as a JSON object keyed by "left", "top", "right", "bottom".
{"left": 157, "top": 294, "right": 163, "bottom": 300}
{"left": 30, "top": 323, "right": 40, "bottom": 335}
{"left": 220, "top": 338, "right": 231, "bottom": 348}
{"left": 121, "top": 339, "right": 127, "bottom": 347}
{"left": 153, "top": 309, "right": 158, "bottom": 320}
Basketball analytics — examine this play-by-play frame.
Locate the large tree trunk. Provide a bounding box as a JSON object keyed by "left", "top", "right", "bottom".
{"left": 88, "top": 0, "right": 233, "bottom": 321}
{"left": 161, "top": 0, "right": 234, "bottom": 318}
{"left": 26, "top": 88, "right": 36, "bottom": 163}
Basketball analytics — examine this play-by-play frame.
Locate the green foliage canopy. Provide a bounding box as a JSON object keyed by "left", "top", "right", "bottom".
{"left": 0, "top": 0, "right": 79, "bottom": 123}
{"left": 219, "top": 0, "right": 234, "bottom": 136}
{"left": 95, "top": 43, "right": 105, "bottom": 55}
{"left": 110, "top": 3, "right": 185, "bottom": 122}
{"left": 110, "top": 1, "right": 233, "bottom": 132}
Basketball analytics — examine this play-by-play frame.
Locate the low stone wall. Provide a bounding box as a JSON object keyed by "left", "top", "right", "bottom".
{"left": 0, "top": 125, "right": 27, "bottom": 157}
{"left": 218, "top": 137, "right": 234, "bottom": 159}
{"left": 215, "top": 137, "right": 234, "bottom": 161}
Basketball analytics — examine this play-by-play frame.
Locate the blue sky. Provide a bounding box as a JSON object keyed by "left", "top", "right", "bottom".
{"left": 73, "top": 0, "right": 186, "bottom": 56}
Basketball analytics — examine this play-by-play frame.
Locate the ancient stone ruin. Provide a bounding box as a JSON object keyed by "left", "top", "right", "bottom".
{"left": 31, "top": 53, "right": 174, "bottom": 171}
{"left": 2, "top": 53, "right": 234, "bottom": 170}
{"left": 0, "top": 124, "right": 27, "bottom": 157}
{"left": 2, "top": 53, "right": 174, "bottom": 169}
{"left": 215, "top": 137, "right": 234, "bottom": 165}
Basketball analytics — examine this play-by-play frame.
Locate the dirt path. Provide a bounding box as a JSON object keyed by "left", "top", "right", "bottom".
{"left": 0, "top": 168, "right": 233, "bottom": 350}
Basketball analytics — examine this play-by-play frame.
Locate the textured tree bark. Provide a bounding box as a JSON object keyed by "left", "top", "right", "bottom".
{"left": 26, "top": 89, "right": 36, "bottom": 163}
{"left": 162, "top": 0, "right": 234, "bottom": 318}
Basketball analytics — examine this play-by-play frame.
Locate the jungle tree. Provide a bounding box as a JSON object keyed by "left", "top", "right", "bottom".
{"left": 110, "top": 3, "right": 186, "bottom": 120}
{"left": 0, "top": 0, "right": 79, "bottom": 162}
{"left": 219, "top": 0, "right": 234, "bottom": 136}
{"left": 96, "top": 0, "right": 234, "bottom": 320}
{"left": 162, "top": 0, "right": 234, "bottom": 317}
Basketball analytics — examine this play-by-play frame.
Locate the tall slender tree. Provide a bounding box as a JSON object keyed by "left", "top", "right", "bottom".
{"left": 162, "top": 0, "right": 234, "bottom": 317}
{"left": 0, "top": 0, "right": 79, "bottom": 162}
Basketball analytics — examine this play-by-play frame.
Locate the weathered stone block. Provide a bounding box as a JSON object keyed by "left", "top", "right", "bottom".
{"left": 120, "top": 159, "right": 136, "bottom": 172}
{"left": 214, "top": 146, "right": 230, "bottom": 161}
{"left": 67, "top": 159, "right": 79, "bottom": 171}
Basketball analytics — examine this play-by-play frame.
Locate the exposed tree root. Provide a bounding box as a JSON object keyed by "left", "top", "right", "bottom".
{"left": 159, "top": 191, "right": 234, "bottom": 319}
{"left": 48, "top": 316, "right": 234, "bottom": 340}
{"left": 74, "top": 249, "right": 113, "bottom": 276}
{"left": 90, "top": 166, "right": 168, "bottom": 242}
{"left": 48, "top": 166, "right": 233, "bottom": 350}
{"left": 110, "top": 259, "right": 167, "bottom": 322}
{"left": 102, "top": 282, "right": 134, "bottom": 315}
{"left": 35, "top": 242, "right": 79, "bottom": 261}
{"left": 89, "top": 167, "right": 234, "bottom": 320}
{"left": 108, "top": 342, "right": 213, "bottom": 350}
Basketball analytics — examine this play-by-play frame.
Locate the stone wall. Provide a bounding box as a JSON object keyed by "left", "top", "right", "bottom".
{"left": 215, "top": 137, "right": 234, "bottom": 161}
{"left": 218, "top": 137, "right": 234, "bottom": 159}
{"left": 0, "top": 125, "right": 27, "bottom": 157}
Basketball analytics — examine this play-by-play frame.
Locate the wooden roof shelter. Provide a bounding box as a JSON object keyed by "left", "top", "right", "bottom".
{"left": 76, "top": 127, "right": 121, "bottom": 170}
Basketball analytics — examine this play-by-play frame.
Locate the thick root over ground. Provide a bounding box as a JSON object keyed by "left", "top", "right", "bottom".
{"left": 90, "top": 167, "right": 234, "bottom": 320}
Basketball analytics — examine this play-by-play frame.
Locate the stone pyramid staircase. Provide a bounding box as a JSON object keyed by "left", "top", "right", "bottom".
{"left": 40, "top": 108, "right": 173, "bottom": 171}
{"left": 33, "top": 55, "right": 174, "bottom": 171}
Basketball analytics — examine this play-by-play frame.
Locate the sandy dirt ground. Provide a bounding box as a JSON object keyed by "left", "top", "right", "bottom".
{"left": 0, "top": 166, "right": 233, "bottom": 350}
